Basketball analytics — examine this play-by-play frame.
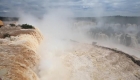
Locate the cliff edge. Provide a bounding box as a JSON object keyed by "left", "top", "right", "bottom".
{"left": 0, "top": 23, "right": 43, "bottom": 80}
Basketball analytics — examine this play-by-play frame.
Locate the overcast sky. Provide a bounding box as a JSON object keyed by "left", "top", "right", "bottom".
{"left": 0, "top": 0, "right": 140, "bottom": 17}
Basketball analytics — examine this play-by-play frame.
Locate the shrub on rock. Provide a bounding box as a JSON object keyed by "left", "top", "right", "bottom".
{"left": 20, "top": 24, "right": 35, "bottom": 29}
{"left": 10, "top": 24, "right": 16, "bottom": 27}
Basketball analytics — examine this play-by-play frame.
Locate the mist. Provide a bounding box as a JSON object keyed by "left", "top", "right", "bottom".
{"left": 16, "top": 2, "right": 140, "bottom": 80}
{"left": 17, "top": 7, "right": 93, "bottom": 80}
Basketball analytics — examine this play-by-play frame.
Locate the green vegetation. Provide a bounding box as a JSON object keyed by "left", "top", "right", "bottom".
{"left": 9, "top": 24, "right": 16, "bottom": 27}
{"left": 3, "top": 33, "right": 10, "bottom": 38}
{"left": 20, "top": 24, "right": 35, "bottom": 29}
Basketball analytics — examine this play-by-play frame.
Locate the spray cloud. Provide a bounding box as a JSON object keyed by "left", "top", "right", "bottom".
{"left": 17, "top": 0, "right": 140, "bottom": 80}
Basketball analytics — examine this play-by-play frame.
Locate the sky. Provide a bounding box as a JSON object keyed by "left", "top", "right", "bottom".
{"left": 0, "top": 0, "right": 140, "bottom": 17}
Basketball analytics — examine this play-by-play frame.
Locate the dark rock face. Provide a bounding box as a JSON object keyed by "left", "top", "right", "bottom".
{"left": 125, "top": 34, "right": 132, "bottom": 46}
{"left": 0, "top": 17, "right": 18, "bottom": 21}
{"left": 136, "top": 31, "right": 140, "bottom": 43}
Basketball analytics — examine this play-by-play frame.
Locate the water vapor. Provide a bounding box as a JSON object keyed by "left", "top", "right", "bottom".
{"left": 17, "top": 2, "right": 140, "bottom": 80}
